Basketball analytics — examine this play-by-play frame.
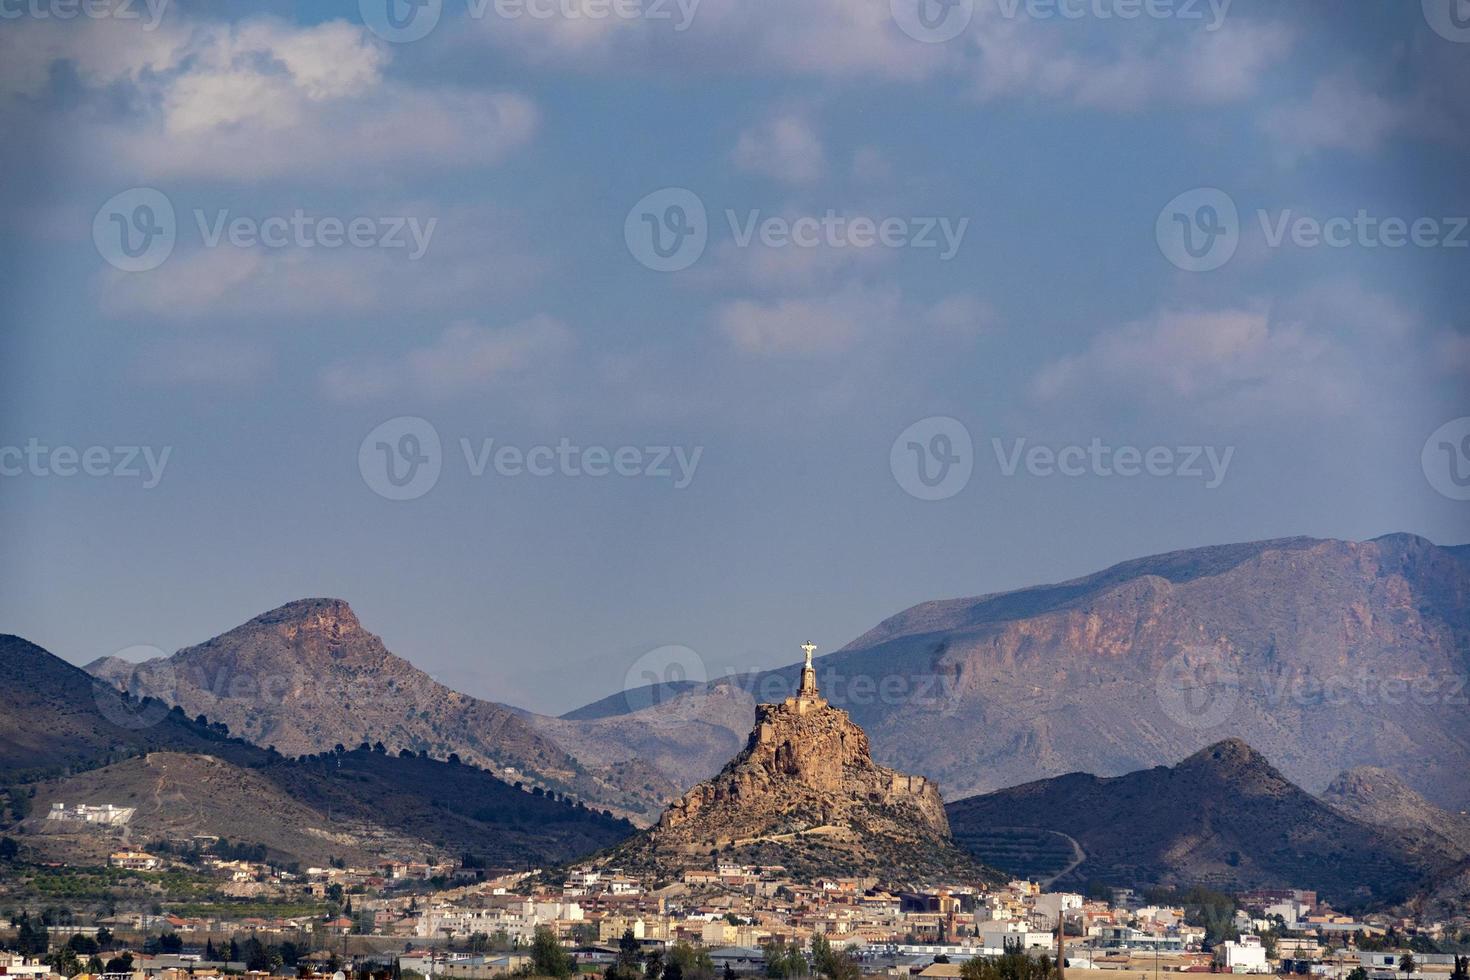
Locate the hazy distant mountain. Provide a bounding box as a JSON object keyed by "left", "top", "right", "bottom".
{"left": 1321, "top": 766, "right": 1470, "bottom": 862}
{"left": 947, "top": 739, "right": 1437, "bottom": 908}
{"left": 2, "top": 634, "right": 633, "bottom": 867}
{"left": 87, "top": 599, "right": 666, "bottom": 821}
{"left": 556, "top": 534, "right": 1470, "bottom": 811}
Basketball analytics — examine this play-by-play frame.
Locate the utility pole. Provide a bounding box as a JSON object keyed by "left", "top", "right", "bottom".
{"left": 1056, "top": 910, "right": 1066, "bottom": 980}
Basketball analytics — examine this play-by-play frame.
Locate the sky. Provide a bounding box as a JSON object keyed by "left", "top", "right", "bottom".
{"left": 0, "top": 0, "right": 1467, "bottom": 714}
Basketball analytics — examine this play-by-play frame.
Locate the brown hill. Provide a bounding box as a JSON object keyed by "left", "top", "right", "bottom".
{"left": 946, "top": 739, "right": 1436, "bottom": 908}
{"left": 1321, "top": 767, "right": 1470, "bottom": 863}
{"left": 1, "top": 634, "right": 259, "bottom": 779}
{"left": 603, "top": 661, "right": 999, "bottom": 886}
{"left": 3, "top": 635, "right": 633, "bottom": 868}
{"left": 557, "top": 534, "right": 1470, "bottom": 811}
{"left": 87, "top": 599, "right": 663, "bottom": 821}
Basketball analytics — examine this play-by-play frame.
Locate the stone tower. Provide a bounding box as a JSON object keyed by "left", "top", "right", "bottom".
{"left": 791, "top": 641, "right": 822, "bottom": 712}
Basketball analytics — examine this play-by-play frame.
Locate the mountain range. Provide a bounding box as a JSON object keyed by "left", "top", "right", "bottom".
{"left": 83, "top": 535, "right": 1470, "bottom": 823}
{"left": 534, "top": 534, "right": 1470, "bottom": 812}
{"left": 9, "top": 530, "right": 1468, "bottom": 899}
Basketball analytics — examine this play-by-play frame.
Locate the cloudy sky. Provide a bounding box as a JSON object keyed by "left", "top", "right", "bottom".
{"left": 1, "top": 0, "right": 1467, "bottom": 712}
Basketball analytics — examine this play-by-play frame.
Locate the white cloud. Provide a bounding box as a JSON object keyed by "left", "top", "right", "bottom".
{"left": 2, "top": 15, "right": 536, "bottom": 182}
{"left": 1031, "top": 304, "right": 1366, "bottom": 419}
{"left": 320, "top": 315, "right": 574, "bottom": 402}
{"left": 717, "top": 283, "right": 990, "bottom": 357}
{"left": 1261, "top": 75, "right": 1405, "bottom": 157}
{"left": 0, "top": 15, "right": 187, "bottom": 98}
{"left": 454, "top": 0, "right": 954, "bottom": 81}
{"left": 1263, "top": 46, "right": 1470, "bottom": 159}
{"left": 718, "top": 288, "right": 892, "bottom": 357}
{"left": 732, "top": 112, "right": 826, "bottom": 185}
{"left": 98, "top": 203, "right": 545, "bottom": 320}
{"left": 970, "top": 15, "right": 1294, "bottom": 110}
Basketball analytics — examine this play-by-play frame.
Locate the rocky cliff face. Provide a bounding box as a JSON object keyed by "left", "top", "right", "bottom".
{"left": 605, "top": 683, "right": 992, "bottom": 885}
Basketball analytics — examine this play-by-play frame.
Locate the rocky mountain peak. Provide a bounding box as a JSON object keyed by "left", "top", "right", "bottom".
{"left": 605, "top": 661, "right": 989, "bottom": 884}
{"left": 246, "top": 598, "right": 363, "bottom": 643}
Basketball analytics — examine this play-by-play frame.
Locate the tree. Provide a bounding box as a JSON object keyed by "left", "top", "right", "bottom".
{"left": 46, "top": 946, "right": 80, "bottom": 977}
{"left": 667, "top": 942, "right": 713, "bottom": 980}
{"left": 0, "top": 837, "right": 18, "bottom": 861}
{"left": 1401, "top": 954, "right": 1417, "bottom": 980}
{"left": 1347, "top": 968, "right": 1369, "bottom": 980}
{"left": 606, "top": 928, "right": 643, "bottom": 980}
{"left": 809, "top": 937, "right": 857, "bottom": 980}
{"left": 530, "top": 926, "right": 574, "bottom": 979}
{"left": 762, "top": 941, "right": 806, "bottom": 980}
{"left": 105, "top": 953, "right": 135, "bottom": 974}
{"left": 15, "top": 914, "right": 48, "bottom": 956}
{"left": 66, "top": 934, "right": 100, "bottom": 957}
{"left": 959, "top": 947, "right": 1056, "bottom": 980}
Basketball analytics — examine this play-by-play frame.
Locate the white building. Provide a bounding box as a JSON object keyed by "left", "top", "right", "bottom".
{"left": 1215, "top": 936, "right": 1270, "bottom": 974}
{"left": 48, "top": 803, "right": 135, "bottom": 826}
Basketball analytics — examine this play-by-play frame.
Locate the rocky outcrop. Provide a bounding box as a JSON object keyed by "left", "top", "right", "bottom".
{"left": 603, "top": 674, "right": 995, "bottom": 885}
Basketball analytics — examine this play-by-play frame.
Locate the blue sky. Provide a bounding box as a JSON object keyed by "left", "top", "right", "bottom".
{"left": 1, "top": 0, "right": 1467, "bottom": 713}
